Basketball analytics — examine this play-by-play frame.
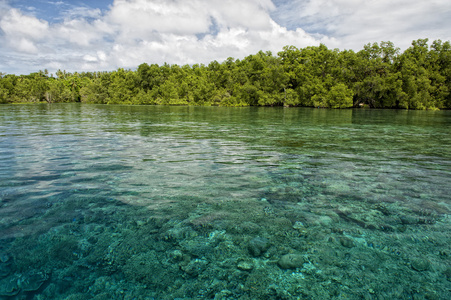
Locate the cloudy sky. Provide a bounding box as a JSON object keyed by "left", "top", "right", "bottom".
{"left": 1, "top": 0, "right": 450, "bottom": 75}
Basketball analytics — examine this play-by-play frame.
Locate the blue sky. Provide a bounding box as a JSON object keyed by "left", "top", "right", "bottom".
{"left": 8, "top": 0, "right": 111, "bottom": 22}
{"left": 1, "top": 0, "right": 450, "bottom": 75}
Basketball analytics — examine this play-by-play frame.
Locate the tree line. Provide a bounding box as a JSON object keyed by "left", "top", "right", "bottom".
{"left": 1, "top": 38, "right": 450, "bottom": 109}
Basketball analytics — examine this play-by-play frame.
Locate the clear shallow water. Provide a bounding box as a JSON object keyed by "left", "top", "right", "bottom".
{"left": 0, "top": 104, "right": 450, "bottom": 299}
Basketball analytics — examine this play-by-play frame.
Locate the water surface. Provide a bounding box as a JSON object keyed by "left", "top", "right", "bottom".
{"left": 0, "top": 104, "right": 450, "bottom": 299}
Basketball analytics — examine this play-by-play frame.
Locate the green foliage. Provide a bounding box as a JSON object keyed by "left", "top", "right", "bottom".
{"left": 328, "top": 84, "right": 354, "bottom": 108}
{"left": 0, "top": 87, "right": 9, "bottom": 104}
{"left": 1, "top": 39, "right": 450, "bottom": 109}
{"left": 0, "top": 75, "right": 15, "bottom": 103}
{"left": 396, "top": 39, "right": 450, "bottom": 109}
{"left": 311, "top": 84, "right": 353, "bottom": 109}
{"left": 80, "top": 73, "right": 111, "bottom": 104}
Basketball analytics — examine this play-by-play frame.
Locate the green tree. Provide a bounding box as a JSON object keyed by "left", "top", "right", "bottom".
{"left": 80, "top": 73, "right": 110, "bottom": 104}
{"left": 398, "top": 39, "right": 438, "bottom": 109}
{"left": 327, "top": 83, "right": 354, "bottom": 108}
{"left": 107, "top": 69, "right": 137, "bottom": 104}
{"left": 2, "top": 38, "right": 450, "bottom": 109}
{"left": 0, "top": 74, "right": 17, "bottom": 103}
{"left": 344, "top": 41, "right": 402, "bottom": 108}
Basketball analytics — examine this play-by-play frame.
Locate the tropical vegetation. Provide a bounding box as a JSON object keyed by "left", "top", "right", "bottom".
{"left": 1, "top": 39, "right": 450, "bottom": 109}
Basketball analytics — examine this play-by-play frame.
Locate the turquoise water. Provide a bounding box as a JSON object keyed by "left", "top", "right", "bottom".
{"left": 0, "top": 104, "right": 450, "bottom": 299}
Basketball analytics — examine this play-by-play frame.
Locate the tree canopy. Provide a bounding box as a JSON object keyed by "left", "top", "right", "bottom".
{"left": 1, "top": 39, "right": 450, "bottom": 109}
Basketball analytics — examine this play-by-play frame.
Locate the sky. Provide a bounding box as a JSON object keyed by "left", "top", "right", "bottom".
{"left": 1, "top": 0, "right": 450, "bottom": 75}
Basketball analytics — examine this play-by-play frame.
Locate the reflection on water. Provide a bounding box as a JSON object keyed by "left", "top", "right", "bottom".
{"left": 0, "top": 104, "right": 450, "bottom": 299}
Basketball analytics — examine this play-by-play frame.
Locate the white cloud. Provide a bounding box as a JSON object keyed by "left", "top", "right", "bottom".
{"left": 100, "top": 0, "right": 322, "bottom": 69}
{"left": 107, "top": 0, "right": 211, "bottom": 37}
{"left": 273, "top": 0, "right": 451, "bottom": 50}
{"left": 0, "top": 8, "right": 49, "bottom": 54}
{"left": 54, "top": 18, "right": 109, "bottom": 47}
{"left": 0, "top": 0, "right": 322, "bottom": 73}
{"left": 0, "top": 8, "right": 49, "bottom": 38}
{"left": 12, "top": 38, "right": 39, "bottom": 53}
{"left": 0, "top": 0, "right": 450, "bottom": 74}
{"left": 102, "top": 0, "right": 321, "bottom": 68}
{"left": 83, "top": 54, "right": 98, "bottom": 62}
{"left": 209, "top": 0, "right": 276, "bottom": 31}
{"left": 60, "top": 6, "right": 103, "bottom": 20}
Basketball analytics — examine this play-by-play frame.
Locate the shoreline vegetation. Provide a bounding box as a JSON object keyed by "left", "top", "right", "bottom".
{"left": 1, "top": 39, "right": 450, "bottom": 110}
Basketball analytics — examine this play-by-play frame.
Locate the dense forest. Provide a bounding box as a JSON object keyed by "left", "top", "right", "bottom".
{"left": 1, "top": 38, "right": 450, "bottom": 109}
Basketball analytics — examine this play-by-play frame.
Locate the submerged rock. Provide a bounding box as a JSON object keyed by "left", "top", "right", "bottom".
{"left": 0, "top": 274, "right": 20, "bottom": 297}
{"left": 0, "top": 264, "right": 11, "bottom": 279}
{"left": 278, "top": 254, "right": 306, "bottom": 269}
{"left": 248, "top": 237, "right": 270, "bottom": 257}
{"left": 236, "top": 221, "right": 261, "bottom": 234}
{"left": 237, "top": 260, "right": 254, "bottom": 271}
{"left": 0, "top": 253, "right": 9, "bottom": 263}
{"left": 399, "top": 215, "right": 417, "bottom": 225}
{"left": 182, "top": 259, "right": 208, "bottom": 277}
{"left": 0, "top": 270, "right": 48, "bottom": 297}
{"left": 292, "top": 221, "right": 308, "bottom": 236}
{"left": 19, "top": 270, "right": 49, "bottom": 292}
{"left": 0, "top": 253, "right": 12, "bottom": 278}
{"left": 292, "top": 221, "right": 305, "bottom": 230}
{"left": 443, "top": 267, "right": 451, "bottom": 281}
{"left": 214, "top": 289, "right": 233, "bottom": 299}
{"left": 168, "top": 249, "right": 184, "bottom": 262}
{"left": 339, "top": 237, "right": 355, "bottom": 248}
{"left": 410, "top": 258, "right": 430, "bottom": 272}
